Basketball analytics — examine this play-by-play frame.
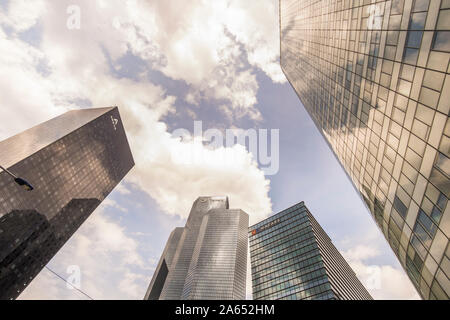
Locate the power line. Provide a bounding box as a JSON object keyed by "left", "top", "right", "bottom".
{"left": 44, "top": 266, "right": 94, "bottom": 300}
{"left": 16, "top": 248, "right": 95, "bottom": 300}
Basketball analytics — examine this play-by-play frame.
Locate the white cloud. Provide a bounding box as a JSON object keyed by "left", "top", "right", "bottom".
{"left": 19, "top": 267, "right": 90, "bottom": 300}
{"left": 2, "top": 0, "right": 273, "bottom": 299}
{"left": 342, "top": 244, "right": 381, "bottom": 262}
{"left": 0, "top": 28, "right": 66, "bottom": 140}
{"left": 0, "top": 0, "right": 47, "bottom": 32}
{"left": 1, "top": 0, "right": 424, "bottom": 302}
{"left": 123, "top": 113, "right": 273, "bottom": 224}
{"left": 0, "top": 0, "right": 273, "bottom": 223}
{"left": 19, "top": 205, "right": 148, "bottom": 299}
{"left": 5, "top": 0, "right": 283, "bottom": 121}
{"left": 118, "top": 272, "right": 147, "bottom": 298}
{"left": 103, "top": 198, "right": 128, "bottom": 213}
{"left": 113, "top": 0, "right": 284, "bottom": 119}
{"left": 222, "top": 0, "right": 286, "bottom": 83}
{"left": 115, "top": 183, "right": 131, "bottom": 195}
{"left": 342, "top": 245, "right": 421, "bottom": 300}
{"left": 0, "top": 0, "right": 270, "bottom": 123}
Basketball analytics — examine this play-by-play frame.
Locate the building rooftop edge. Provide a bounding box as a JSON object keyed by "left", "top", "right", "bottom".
{"left": 0, "top": 107, "right": 117, "bottom": 169}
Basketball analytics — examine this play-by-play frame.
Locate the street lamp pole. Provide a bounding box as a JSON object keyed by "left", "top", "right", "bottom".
{"left": 0, "top": 165, "right": 18, "bottom": 179}
{"left": 0, "top": 165, "right": 34, "bottom": 191}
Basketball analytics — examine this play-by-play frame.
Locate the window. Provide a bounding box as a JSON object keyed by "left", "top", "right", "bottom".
{"left": 435, "top": 152, "right": 450, "bottom": 178}
{"left": 427, "top": 51, "right": 449, "bottom": 72}
{"left": 387, "top": 30, "right": 400, "bottom": 45}
{"left": 406, "top": 31, "right": 423, "bottom": 48}
{"left": 398, "top": 79, "right": 412, "bottom": 96}
{"left": 433, "top": 31, "right": 450, "bottom": 52}
{"left": 385, "top": 45, "right": 397, "bottom": 60}
{"left": 403, "top": 48, "right": 419, "bottom": 64}
{"left": 419, "top": 87, "right": 439, "bottom": 108}
{"left": 437, "top": 192, "right": 447, "bottom": 210}
{"left": 410, "top": 12, "right": 427, "bottom": 29}
{"left": 411, "top": 235, "right": 427, "bottom": 259}
{"left": 413, "top": 221, "right": 432, "bottom": 248}
{"left": 389, "top": 15, "right": 402, "bottom": 30}
{"left": 431, "top": 205, "right": 443, "bottom": 224}
{"left": 422, "top": 70, "right": 445, "bottom": 91}
{"left": 413, "top": 0, "right": 429, "bottom": 12}
{"left": 437, "top": 9, "right": 450, "bottom": 30}
{"left": 417, "top": 209, "right": 438, "bottom": 237}
{"left": 391, "top": 0, "right": 405, "bottom": 15}
{"left": 401, "top": 64, "right": 415, "bottom": 81}
{"left": 394, "top": 195, "right": 408, "bottom": 218}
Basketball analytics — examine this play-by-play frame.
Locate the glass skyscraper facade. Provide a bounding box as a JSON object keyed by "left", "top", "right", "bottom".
{"left": 0, "top": 107, "right": 134, "bottom": 299}
{"left": 144, "top": 196, "right": 248, "bottom": 300}
{"left": 280, "top": 0, "right": 449, "bottom": 299}
{"left": 249, "top": 201, "right": 372, "bottom": 300}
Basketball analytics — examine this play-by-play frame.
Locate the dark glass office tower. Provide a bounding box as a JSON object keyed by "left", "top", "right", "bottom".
{"left": 280, "top": 0, "right": 449, "bottom": 299}
{"left": 0, "top": 107, "right": 134, "bottom": 299}
{"left": 249, "top": 202, "right": 372, "bottom": 300}
{"left": 145, "top": 196, "right": 249, "bottom": 300}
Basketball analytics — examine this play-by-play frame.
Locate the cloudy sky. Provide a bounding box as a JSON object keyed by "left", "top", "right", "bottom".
{"left": 0, "top": 0, "right": 420, "bottom": 300}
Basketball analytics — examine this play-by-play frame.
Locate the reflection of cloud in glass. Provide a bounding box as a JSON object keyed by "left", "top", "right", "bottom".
{"left": 0, "top": 107, "right": 134, "bottom": 299}
{"left": 433, "top": 31, "right": 450, "bottom": 52}
{"left": 403, "top": 48, "right": 419, "bottom": 64}
{"left": 435, "top": 153, "right": 450, "bottom": 176}
{"left": 410, "top": 12, "right": 426, "bottom": 30}
{"left": 413, "top": 0, "right": 429, "bottom": 12}
{"left": 0, "top": 108, "right": 111, "bottom": 169}
{"left": 391, "top": 0, "right": 404, "bottom": 15}
{"left": 407, "top": 31, "right": 423, "bottom": 48}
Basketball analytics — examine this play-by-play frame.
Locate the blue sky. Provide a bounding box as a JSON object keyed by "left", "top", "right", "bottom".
{"left": 0, "top": 0, "right": 420, "bottom": 299}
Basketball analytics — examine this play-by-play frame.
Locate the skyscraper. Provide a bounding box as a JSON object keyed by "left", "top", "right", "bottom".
{"left": 250, "top": 201, "right": 372, "bottom": 300}
{"left": 144, "top": 196, "right": 249, "bottom": 300}
{"left": 0, "top": 107, "right": 134, "bottom": 299}
{"left": 280, "top": 0, "right": 449, "bottom": 299}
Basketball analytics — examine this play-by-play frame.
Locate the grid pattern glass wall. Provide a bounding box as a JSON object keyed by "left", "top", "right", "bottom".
{"left": 0, "top": 107, "right": 134, "bottom": 299}
{"left": 144, "top": 227, "right": 184, "bottom": 300}
{"left": 182, "top": 209, "right": 248, "bottom": 300}
{"left": 158, "top": 197, "right": 230, "bottom": 299}
{"left": 280, "top": 0, "right": 450, "bottom": 299}
{"left": 307, "top": 208, "right": 374, "bottom": 299}
{"left": 249, "top": 201, "right": 372, "bottom": 300}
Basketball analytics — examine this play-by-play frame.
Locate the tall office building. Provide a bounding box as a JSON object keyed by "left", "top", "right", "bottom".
{"left": 250, "top": 201, "right": 372, "bottom": 300}
{"left": 280, "top": 0, "right": 449, "bottom": 299}
{"left": 145, "top": 196, "right": 249, "bottom": 300}
{"left": 0, "top": 107, "right": 134, "bottom": 299}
